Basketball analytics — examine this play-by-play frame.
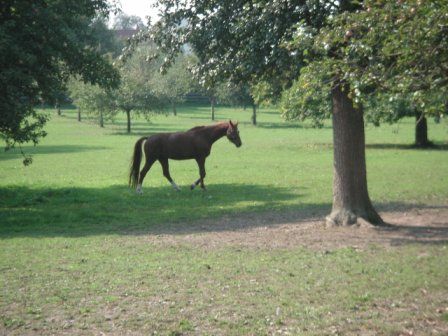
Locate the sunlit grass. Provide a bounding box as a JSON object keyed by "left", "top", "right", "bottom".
{"left": 1, "top": 105, "right": 447, "bottom": 236}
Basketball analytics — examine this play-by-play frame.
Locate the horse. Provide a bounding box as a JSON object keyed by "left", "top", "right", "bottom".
{"left": 129, "top": 120, "right": 242, "bottom": 194}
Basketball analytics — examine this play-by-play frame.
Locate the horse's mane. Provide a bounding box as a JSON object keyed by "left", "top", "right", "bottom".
{"left": 187, "top": 125, "right": 206, "bottom": 132}
{"left": 187, "top": 122, "right": 228, "bottom": 133}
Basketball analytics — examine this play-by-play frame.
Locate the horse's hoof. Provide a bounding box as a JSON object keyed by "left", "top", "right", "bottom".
{"left": 170, "top": 182, "right": 181, "bottom": 192}
{"left": 136, "top": 184, "right": 143, "bottom": 194}
{"left": 190, "top": 184, "right": 196, "bottom": 190}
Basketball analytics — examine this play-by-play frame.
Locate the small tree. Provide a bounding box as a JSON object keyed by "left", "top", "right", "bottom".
{"left": 69, "top": 79, "right": 115, "bottom": 128}
{"left": 364, "top": 94, "right": 437, "bottom": 147}
{"left": 216, "top": 82, "right": 257, "bottom": 125}
{"left": 113, "top": 73, "right": 162, "bottom": 133}
{"left": 114, "top": 45, "right": 165, "bottom": 133}
{"left": 150, "top": 54, "right": 194, "bottom": 116}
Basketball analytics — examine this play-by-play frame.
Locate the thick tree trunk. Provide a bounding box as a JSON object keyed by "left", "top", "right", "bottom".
{"left": 326, "top": 85, "right": 383, "bottom": 227}
{"left": 415, "top": 111, "right": 431, "bottom": 147}
{"left": 251, "top": 104, "right": 257, "bottom": 125}
{"left": 211, "top": 96, "right": 215, "bottom": 121}
{"left": 172, "top": 102, "right": 177, "bottom": 116}
{"left": 99, "top": 110, "right": 104, "bottom": 128}
{"left": 77, "top": 107, "right": 81, "bottom": 122}
{"left": 126, "top": 109, "right": 131, "bottom": 133}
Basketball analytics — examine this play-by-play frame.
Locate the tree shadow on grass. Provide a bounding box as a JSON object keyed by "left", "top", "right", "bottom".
{"left": 0, "top": 145, "right": 110, "bottom": 161}
{"left": 379, "top": 224, "right": 448, "bottom": 246}
{"left": 257, "top": 121, "right": 332, "bottom": 130}
{"left": 0, "top": 184, "right": 304, "bottom": 238}
{"left": 109, "top": 121, "right": 202, "bottom": 136}
{"left": 259, "top": 110, "right": 281, "bottom": 115}
{"left": 1, "top": 184, "right": 447, "bottom": 247}
{"left": 366, "top": 143, "right": 448, "bottom": 151}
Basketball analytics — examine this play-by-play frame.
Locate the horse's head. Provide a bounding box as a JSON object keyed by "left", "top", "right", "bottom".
{"left": 227, "top": 120, "right": 242, "bottom": 147}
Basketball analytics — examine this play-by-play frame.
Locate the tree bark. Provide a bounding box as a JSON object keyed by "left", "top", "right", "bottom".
{"left": 172, "top": 102, "right": 177, "bottom": 116}
{"left": 211, "top": 96, "right": 215, "bottom": 121}
{"left": 77, "top": 107, "right": 81, "bottom": 122}
{"left": 99, "top": 110, "right": 104, "bottom": 128}
{"left": 326, "top": 85, "right": 383, "bottom": 227}
{"left": 56, "top": 101, "right": 61, "bottom": 116}
{"left": 415, "top": 111, "right": 430, "bottom": 147}
{"left": 251, "top": 104, "right": 257, "bottom": 125}
{"left": 126, "top": 109, "right": 131, "bottom": 133}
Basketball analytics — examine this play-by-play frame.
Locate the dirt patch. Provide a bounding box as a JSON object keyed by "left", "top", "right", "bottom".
{"left": 145, "top": 206, "right": 448, "bottom": 250}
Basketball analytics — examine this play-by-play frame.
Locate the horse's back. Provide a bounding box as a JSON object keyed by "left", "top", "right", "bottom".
{"left": 144, "top": 131, "right": 207, "bottom": 160}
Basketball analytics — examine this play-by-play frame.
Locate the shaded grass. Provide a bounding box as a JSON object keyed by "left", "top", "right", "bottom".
{"left": 0, "top": 184, "right": 303, "bottom": 237}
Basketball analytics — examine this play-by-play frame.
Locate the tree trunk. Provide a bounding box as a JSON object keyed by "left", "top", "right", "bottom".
{"left": 211, "top": 96, "right": 215, "bottom": 121}
{"left": 326, "top": 85, "right": 383, "bottom": 227}
{"left": 126, "top": 109, "right": 131, "bottom": 133}
{"left": 99, "top": 110, "right": 104, "bottom": 128}
{"left": 415, "top": 111, "right": 430, "bottom": 147}
{"left": 56, "top": 101, "right": 61, "bottom": 116}
{"left": 77, "top": 107, "right": 81, "bottom": 122}
{"left": 251, "top": 104, "right": 257, "bottom": 125}
{"left": 172, "top": 102, "right": 177, "bottom": 116}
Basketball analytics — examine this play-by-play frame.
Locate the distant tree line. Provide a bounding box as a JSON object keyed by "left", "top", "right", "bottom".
{"left": 68, "top": 16, "right": 261, "bottom": 132}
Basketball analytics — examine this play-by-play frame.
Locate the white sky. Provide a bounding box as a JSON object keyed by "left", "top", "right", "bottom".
{"left": 109, "top": 0, "right": 159, "bottom": 26}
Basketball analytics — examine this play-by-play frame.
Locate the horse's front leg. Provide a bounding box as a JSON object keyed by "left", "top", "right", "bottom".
{"left": 191, "top": 157, "right": 206, "bottom": 190}
{"left": 160, "top": 158, "right": 180, "bottom": 191}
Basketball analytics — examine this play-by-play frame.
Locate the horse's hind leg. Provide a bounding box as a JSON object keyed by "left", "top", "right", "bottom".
{"left": 159, "top": 158, "right": 180, "bottom": 191}
{"left": 190, "top": 178, "right": 201, "bottom": 190}
{"left": 137, "top": 157, "right": 156, "bottom": 194}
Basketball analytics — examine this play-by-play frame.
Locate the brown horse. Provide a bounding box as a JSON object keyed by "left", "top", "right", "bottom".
{"left": 129, "top": 120, "right": 242, "bottom": 193}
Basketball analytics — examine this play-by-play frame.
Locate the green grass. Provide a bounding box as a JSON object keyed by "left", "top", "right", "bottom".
{"left": 1, "top": 106, "right": 448, "bottom": 334}
{"left": 1, "top": 239, "right": 447, "bottom": 334}
{"left": 1, "top": 106, "right": 447, "bottom": 236}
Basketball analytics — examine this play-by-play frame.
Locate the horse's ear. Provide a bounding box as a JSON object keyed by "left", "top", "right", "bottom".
{"left": 229, "top": 120, "right": 234, "bottom": 128}
{"left": 235, "top": 120, "right": 239, "bottom": 127}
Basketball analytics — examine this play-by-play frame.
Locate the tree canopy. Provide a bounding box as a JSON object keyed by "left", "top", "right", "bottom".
{"left": 150, "top": 53, "right": 196, "bottom": 115}
{"left": 279, "top": 0, "right": 447, "bottom": 148}
{"left": 0, "top": 0, "right": 120, "bottom": 163}
{"left": 127, "top": 0, "right": 350, "bottom": 88}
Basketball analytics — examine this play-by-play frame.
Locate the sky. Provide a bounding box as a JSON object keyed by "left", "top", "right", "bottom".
{"left": 109, "top": 0, "right": 159, "bottom": 26}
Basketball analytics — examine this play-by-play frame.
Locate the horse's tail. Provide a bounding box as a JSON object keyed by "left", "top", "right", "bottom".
{"left": 129, "top": 137, "right": 147, "bottom": 188}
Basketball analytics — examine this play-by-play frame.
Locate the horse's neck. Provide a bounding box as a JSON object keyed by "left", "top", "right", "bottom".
{"left": 204, "top": 123, "right": 228, "bottom": 144}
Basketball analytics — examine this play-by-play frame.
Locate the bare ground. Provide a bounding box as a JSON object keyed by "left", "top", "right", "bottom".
{"left": 144, "top": 205, "right": 448, "bottom": 250}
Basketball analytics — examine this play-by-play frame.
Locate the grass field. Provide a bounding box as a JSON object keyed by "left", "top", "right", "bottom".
{"left": 1, "top": 106, "right": 448, "bottom": 335}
